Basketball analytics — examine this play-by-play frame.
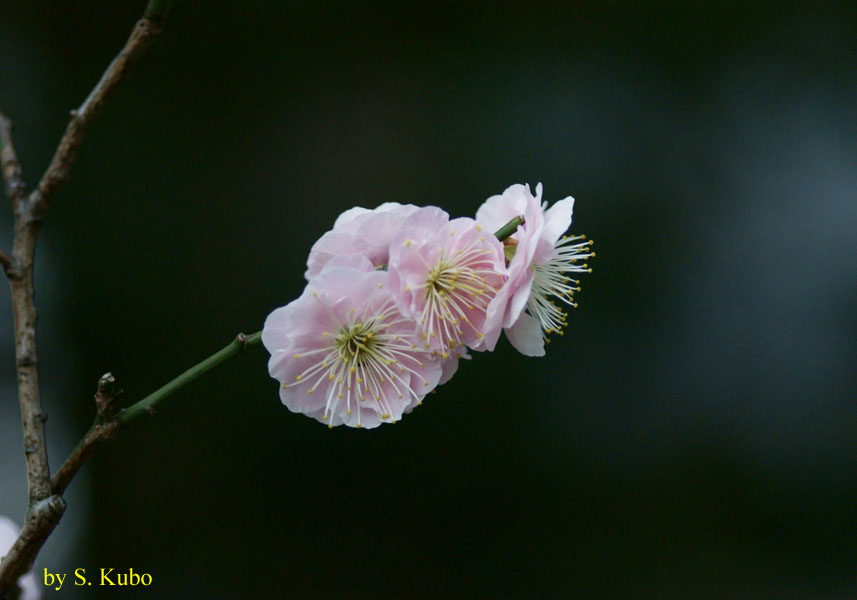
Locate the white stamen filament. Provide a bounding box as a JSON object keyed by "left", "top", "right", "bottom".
{"left": 527, "top": 235, "right": 594, "bottom": 339}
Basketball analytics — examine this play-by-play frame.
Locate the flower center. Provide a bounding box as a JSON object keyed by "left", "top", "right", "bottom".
{"left": 285, "top": 300, "right": 434, "bottom": 427}
{"left": 335, "top": 321, "right": 377, "bottom": 364}
{"left": 426, "top": 259, "right": 458, "bottom": 295}
{"left": 421, "top": 248, "right": 497, "bottom": 354}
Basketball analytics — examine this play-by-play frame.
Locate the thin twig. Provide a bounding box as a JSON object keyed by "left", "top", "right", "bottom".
{"left": 28, "top": 16, "right": 168, "bottom": 218}
{"left": 0, "top": 111, "right": 26, "bottom": 211}
{"left": 9, "top": 233, "right": 52, "bottom": 505}
{"left": 50, "top": 332, "right": 262, "bottom": 497}
{"left": 118, "top": 331, "right": 262, "bottom": 425}
{"left": 50, "top": 374, "right": 121, "bottom": 495}
{"left": 50, "top": 422, "right": 120, "bottom": 498}
{"left": 0, "top": 111, "right": 22, "bottom": 281}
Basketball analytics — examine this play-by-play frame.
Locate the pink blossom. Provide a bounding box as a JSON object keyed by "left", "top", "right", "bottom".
{"left": 476, "top": 183, "right": 546, "bottom": 351}
{"left": 305, "top": 203, "right": 419, "bottom": 279}
{"left": 388, "top": 207, "right": 507, "bottom": 355}
{"left": 263, "top": 265, "right": 443, "bottom": 428}
{"left": 0, "top": 516, "right": 41, "bottom": 600}
{"left": 477, "top": 183, "right": 594, "bottom": 356}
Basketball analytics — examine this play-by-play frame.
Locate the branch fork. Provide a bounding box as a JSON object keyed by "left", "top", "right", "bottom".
{"left": 0, "top": 1, "right": 174, "bottom": 593}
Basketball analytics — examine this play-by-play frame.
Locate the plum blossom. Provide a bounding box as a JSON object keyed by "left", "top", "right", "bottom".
{"left": 0, "top": 516, "right": 41, "bottom": 600}
{"left": 477, "top": 183, "right": 594, "bottom": 356}
{"left": 264, "top": 185, "right": 592, "bottom": 426}
{"left": 305, "top": 202, "right": 419, "bottom": 279}
{"left": 263, "top": 260, "right": 443, "bottom": 428}
{"left": 388, "top": 207, "right": 507, "bottom": 356}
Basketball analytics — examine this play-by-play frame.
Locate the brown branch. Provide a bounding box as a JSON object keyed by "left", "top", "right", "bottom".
{"left": 28, "top": 17, "right": 166, "bottom": 219}
{"left": 0, "top": 4, "right": 171, "bottom": 594}
{"left": 51, "top": 421, "right": 121, "bottom": 498}
{"left": 4, "top": 14, "right": 171, "bottom": 509}
{"left": 51, "top": 374, "right": 122, "bottom": 496}
{"left": 9, "top": 225, "right": 52, "bottom": 505}
{"left": 0, "top": 111, "right": 26, "bottom": 212}
{"left": 0, "top": 496, "right": 65, "bottom": 593}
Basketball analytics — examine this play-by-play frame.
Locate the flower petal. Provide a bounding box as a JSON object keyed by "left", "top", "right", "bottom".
{"left": 263, "top": 266, "right": 443, "bottom": 428}
{"left": 541, "top": 196, "right": 575, "bottom": 245}
{"left": 504, "top": 273, "right": 534, "bottom": 328}
{"left": 320, "top": 254, "right": 376, "bottom": 273}
{"left": 307, "top": 204, "right": 419, "bottom": 279}
{"left": 505, "top": 312, "right": 546, "bottom": 357}
{"left": 475, "top": 183, "right": 533, "bottom": 233}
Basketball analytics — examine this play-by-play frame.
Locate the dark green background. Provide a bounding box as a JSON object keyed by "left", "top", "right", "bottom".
{"left": 2, "top": 1, "right": 857, "bottom": 597}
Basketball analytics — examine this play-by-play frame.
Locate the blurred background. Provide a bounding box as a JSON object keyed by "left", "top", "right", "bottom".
{"left": 2, "top": 1, "right": 857, "bottom": 597}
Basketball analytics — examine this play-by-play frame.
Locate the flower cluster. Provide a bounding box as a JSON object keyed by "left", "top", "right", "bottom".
{"left": 263, "top": 183, "right": 594, "bottom": 428}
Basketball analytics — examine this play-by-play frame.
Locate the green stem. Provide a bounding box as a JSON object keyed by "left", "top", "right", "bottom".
{"left": 118, "top": 331, "right": 262, "bottom": 425}
{"left": 493, "top": 215, "right": 525, "bottom": 242}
